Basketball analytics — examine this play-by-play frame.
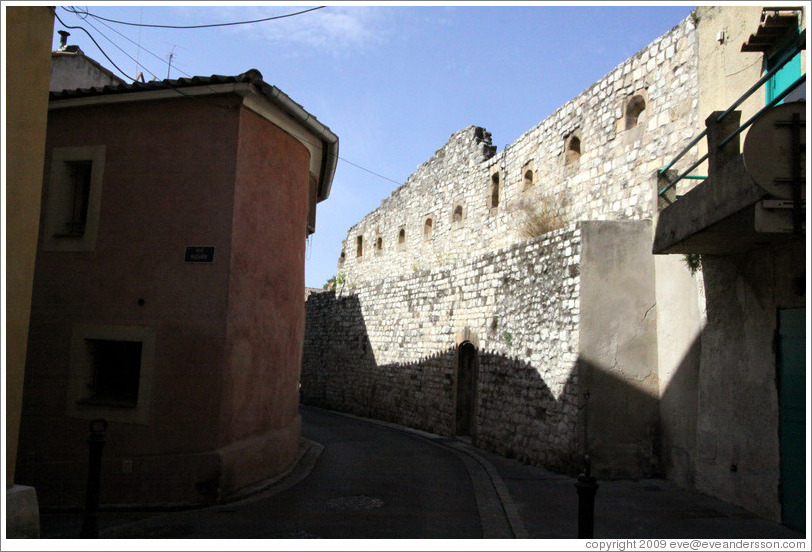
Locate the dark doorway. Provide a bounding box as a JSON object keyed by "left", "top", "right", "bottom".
{"left": 777, "top": 307, "right": 805, "bottom": 532}
{"left": 455, "top": 342, "right": 478, "bottom": 437}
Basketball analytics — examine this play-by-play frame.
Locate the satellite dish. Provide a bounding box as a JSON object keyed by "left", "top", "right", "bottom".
{"left": 742, "top": 101, "right": 806, "bottom": 199}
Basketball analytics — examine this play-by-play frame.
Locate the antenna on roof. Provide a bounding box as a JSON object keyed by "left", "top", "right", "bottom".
{"left": 166, "top": 44, "right": 176, "bottom": 79}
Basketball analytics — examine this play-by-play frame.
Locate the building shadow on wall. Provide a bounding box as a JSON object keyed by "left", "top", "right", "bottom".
{"left": 302, "top": 290, "right": 664, "bottom": 480}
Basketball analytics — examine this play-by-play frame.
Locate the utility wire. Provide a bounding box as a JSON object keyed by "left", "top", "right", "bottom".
{"left": 83, "top": 17, "right": 160, "bottom": 81}
{"left": 54, "top": 10, "right": 136, "bottom": 81}
{"left": 55, "top": 7, "right": 405, "bottom": 189}
{"left": 64, "top": 5, "right": 326, "bottom": 29}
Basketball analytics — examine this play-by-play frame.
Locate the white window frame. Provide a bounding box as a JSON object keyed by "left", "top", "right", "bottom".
{"left": 65, "top": 324, "right": 157, "bottom": 425}
{"left": 42, "top": 145, "right": 106, "bottom": 252}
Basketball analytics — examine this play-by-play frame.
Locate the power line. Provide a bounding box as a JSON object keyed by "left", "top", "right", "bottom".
{"left": 64, "top": 5, "right": 326, "bottom": 29}
{"left": 337, "top": 157, "right": 403, "bottom": 186}
{"left": 54, "top": 10, "right": 136, "bottom": 82}
{"left": 83, "top": 17, "right": 160, "bottom": 81}
{"left": 54, "top": 8, "right": 406, "bottom": 190}
{"left": 89, "top": 12, "right": 163, "bottom": 80}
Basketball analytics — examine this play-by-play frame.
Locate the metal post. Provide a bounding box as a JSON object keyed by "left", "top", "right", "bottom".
{"left": 80, "top": 419, "right": 108, "bottom": 538}
{"left": 575, "top": 454, "right": 599, "bottom": 539}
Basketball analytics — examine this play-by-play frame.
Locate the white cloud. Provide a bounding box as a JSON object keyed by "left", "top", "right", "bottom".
{"left": 223, "top": 6, "right": 391, "bottom": 55}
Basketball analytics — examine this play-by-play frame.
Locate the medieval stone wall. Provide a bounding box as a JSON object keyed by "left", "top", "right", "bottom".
{"left": 338, "top": 17, "right": 698, "bottom": 285}
{"left": 303, "top": 224, "right": 583, "bottom": 470}
{"left": 303, "top": 15, "right": 701, "bottom": 476}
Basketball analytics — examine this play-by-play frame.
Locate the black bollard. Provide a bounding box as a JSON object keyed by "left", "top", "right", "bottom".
{"left": 575, "top": 454, "right": 599, "bottom": 538}
{"left": 80, "top": 418, "right": 108, "bottom": 538}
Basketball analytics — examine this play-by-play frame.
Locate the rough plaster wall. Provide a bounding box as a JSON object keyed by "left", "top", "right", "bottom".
{"left": 50, "top": 53, "right": 125, "bottom": 92}
{"left": 303, "top": 225, "right": 582, "bottom": 471}
{"left": 695, "top": 239, "right": 806, "bottom": 522}
{"left": 339, "top": 17, "right": 698, "bottom": 286}
{"left": 654, "top": 253, "right": 704, "bottom": 488}
{"left": 578, "top": 220, "right": 661, "bottom": 478}
{"left": 687, "top": 6, "right": 767, "bottom": 196}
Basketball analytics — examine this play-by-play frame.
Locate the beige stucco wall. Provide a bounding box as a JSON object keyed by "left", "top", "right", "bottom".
{"left": 689, "top": 5, "right": 805, "bottom": 195}
{"left": 5, "top": 4, "right": 54, "bottom": 489}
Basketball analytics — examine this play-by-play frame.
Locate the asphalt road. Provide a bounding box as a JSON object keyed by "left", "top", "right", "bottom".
{"left": 40, "top": 405, "right": 509, "bottom": 539}
{"left": 37, "top": 405, "right": 805, "bottom": 542}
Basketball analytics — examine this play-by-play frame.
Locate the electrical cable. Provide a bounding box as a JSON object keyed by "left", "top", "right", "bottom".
{"left": 64, "top": 5, "right": 326, "bottom": 29}
{"left": 54, "top": 10, "right": 136, "bottom": 82}
{"left": 55, "top": 7, "right": 405, "bottom": 190}
{"left": 83, "top": 17, "right": 160, "bottom": 81}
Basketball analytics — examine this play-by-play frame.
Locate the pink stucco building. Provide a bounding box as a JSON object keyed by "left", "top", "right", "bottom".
{"left": 16, "top": 69, "right": 338, "bottom": 507}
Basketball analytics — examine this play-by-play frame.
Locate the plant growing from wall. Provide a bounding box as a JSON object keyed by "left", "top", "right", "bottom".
{"left": 683, "top": 253, "right": 702, "bottom": 274}
{"left": 323, "top": 270, "right": 346, "bottom": 290}
{"left": 519, "top": 195, "right": 566, "bottom": 239}
{"left": 502, "top": 330, "right": 513, "bottom": 348}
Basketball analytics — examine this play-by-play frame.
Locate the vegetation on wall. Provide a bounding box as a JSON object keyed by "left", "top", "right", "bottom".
{"left": 323, "top": 270, "right": 346, "bottom": 290}
{"left": 519, "top": 195, "right": 566, "bottom": 239}
{"left": 683, "top": 253, "right": 702, "bottom": 274}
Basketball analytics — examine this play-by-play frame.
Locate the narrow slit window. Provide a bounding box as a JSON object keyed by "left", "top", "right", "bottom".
{"left": 491, "top": 173, "right": 500, "bottom": 208}
{"left": 625, "top": 95, "right": 646, "bottom": 129}
{"left": 58, "top": 160, "right": 92, "bottom": 237}
{"left": 356, "top": 236, "right": 363, "bottom": 257}
{"left": 398, "top": 228, "right": 406, "bottom": 244}
{"left": 565, "top": 135, "right": 581, "bottom": 165}
{"left": 453, "top": 205, "right": 463, "bottom": 223}
{"left": 424, "top": 218, "right": 433, "bottom": 238}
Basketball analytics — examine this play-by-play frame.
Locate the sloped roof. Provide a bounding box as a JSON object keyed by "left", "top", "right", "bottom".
{"left": 50, "top": 69, "right": 338, "bottom": 202}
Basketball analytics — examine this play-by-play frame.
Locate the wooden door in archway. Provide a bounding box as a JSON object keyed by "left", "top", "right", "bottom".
{"left": 455, "top": 342, "right": 478, "bottom": 437}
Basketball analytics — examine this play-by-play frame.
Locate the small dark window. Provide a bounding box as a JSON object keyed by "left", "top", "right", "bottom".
{"left": 523, "top": 170, "right": 533, "bottom": 189}
{"left": 565, "top": 135, "right": 581, "bottom": 165}
{"left": 398, "top": 228, "right": 406, "bottom": 244}
{"left": 424, "top": 218, "right": 433, "bottom": 238}
{"left": 58, "top": 160, "right": 92, "bottom": 237}
{"left": 82, "top": 339, "right": 142, "bottom": 407}
{"left": 375, "top": 237, "right": 383, "bottom": 254}
{"left": 491, "top": 173, "right": 500, "bottom": 208}
{"left": 625, "top": 95, "right": 646, "bottom": 128}
{"left": 453, "top": 205, "right": 463, "bottom": 223}
{"left": 356, "top": 236, "right": 363, "bottom": 257}
{"left": 339, "top": 250, "right": 345, "bottom": 267}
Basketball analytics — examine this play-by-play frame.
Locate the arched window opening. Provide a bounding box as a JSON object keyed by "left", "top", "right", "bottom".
{"left": 398, "top": 228, "right": 406, "bottom": 244}
{"left": 521, "top": 160, "right": 535, "bottom": 191}
{"left": 356, "top": 235, "right": 363, "bottom": 257}
{"left": 424, "top": 218, "right": 433, "bottom": 238}
{"left": 625, "top": 95, "right": 646, "bottom": 129}
{"left": 453, "top": 204, "right": 463, "bottom": 223}
{"left": 565, "top": 134, "right": 581, "bottom": 165}
{"left": 339, "top": 250, "right": 346, "bottom": 267}
{"left": 491, "top": 173, "right": 500, "bottom": 208}
{"left": 375, "top": 237, "right": 383, "bottom": 254}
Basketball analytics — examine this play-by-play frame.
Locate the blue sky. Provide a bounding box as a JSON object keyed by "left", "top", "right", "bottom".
{"left": 48, "top": 2, "right": 696, "bottom": 288}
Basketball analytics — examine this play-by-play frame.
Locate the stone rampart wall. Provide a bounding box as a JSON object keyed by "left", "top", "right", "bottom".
{"left": 338, "top": 17, "right": 698, "bottom": 285}
{"left": 302, "top": 224, "right": 582, "bottom": 470}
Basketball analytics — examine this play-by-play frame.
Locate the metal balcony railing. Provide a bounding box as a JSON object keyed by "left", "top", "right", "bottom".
{"left": 658, "top": 31, "right": 806, "bottom": 203}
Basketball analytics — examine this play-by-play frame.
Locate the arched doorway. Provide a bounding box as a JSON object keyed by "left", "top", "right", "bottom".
{"left": 455, "top": 341, "right": 478, "bottom": 438}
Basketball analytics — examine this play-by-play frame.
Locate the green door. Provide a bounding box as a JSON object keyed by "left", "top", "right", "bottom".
{"left": 778, "top": 308, "right": 806, "bottom": 532}
{"left": 766, "top": 30, "right": 802, "bottom": 104}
